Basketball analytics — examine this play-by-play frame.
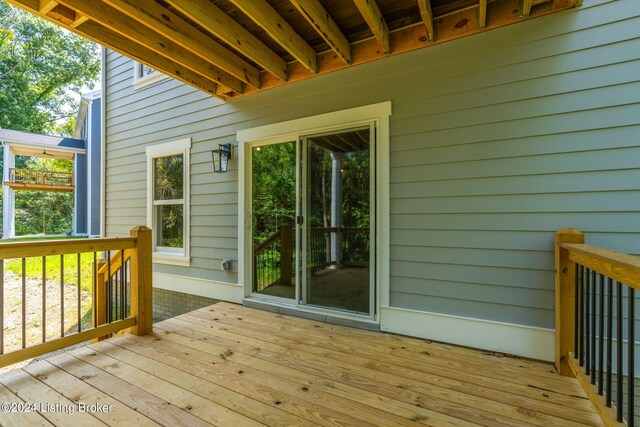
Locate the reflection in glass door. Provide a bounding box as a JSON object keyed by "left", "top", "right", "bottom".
{"left": 251, "top": 141, "right": 297, "bottom": 299}
{"left": 303, "top": 127, "right": 373, "bottom": 314}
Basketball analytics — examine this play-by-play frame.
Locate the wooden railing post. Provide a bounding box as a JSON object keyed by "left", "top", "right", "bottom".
{"left": 280, "top": 224, "right": 293, "bottom": 286}
{"left": 555, "top": 228, "right": 585, "bottom": 376}
{"left": 93, "top": 258, "right": 108, "bottom": 342}
{"left": 129, "top": 226, "right": 152, "bottom": 335}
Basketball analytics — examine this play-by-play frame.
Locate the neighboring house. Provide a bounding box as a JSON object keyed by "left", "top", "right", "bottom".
{"left": 73, "top": 90, "right": 102, "bottom": 237}
{"left": 86, "top": 0, "right": 639, "bottom": 365}
{"left": 0, "top": 91, "right": 101, "bottom": 238}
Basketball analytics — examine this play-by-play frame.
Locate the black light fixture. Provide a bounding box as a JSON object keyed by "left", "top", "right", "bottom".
{"left": 211, "top": 143, "right": 232, "bottom": 173}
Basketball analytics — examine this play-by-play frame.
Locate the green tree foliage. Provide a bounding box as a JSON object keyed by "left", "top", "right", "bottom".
{"left": 154, "top": 155, "right": 184, "bottom": 248}
{"left": 0, "top": 1, "right": 100, "bottom": 134}
{"left": 0, "top": 1, "right": 99, "bottom": 236}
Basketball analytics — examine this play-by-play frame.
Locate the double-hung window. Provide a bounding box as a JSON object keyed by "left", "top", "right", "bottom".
{"left": 146, "top": 138, "right": 191, "bottom": 266}
{"left": 132, "top": 61, "right": 169, "bottom": 89}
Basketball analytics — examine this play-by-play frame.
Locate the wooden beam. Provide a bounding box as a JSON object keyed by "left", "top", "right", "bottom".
{"left": 38, "top": 0, "right": 57, "bottom": 13}
{"left": 165, "top": 0, "right": 288, "bottom": 82}
{"left": 103, "top": 0, "right": 260, "bottom": 88}
{"left": 522, "top": 0, "right": 534, "bottom": 16}
{"left": 55, "top": 0, "right": 244, "bottom": 93}
{"left": 69, "top": 13, "right": 88, "bottom": 28}
{"left": 289, "top": 0, "right": 352, "bottom": 64}
{"left": 478, "top": 0, "right": 487, "bottom": 29}
{"left": 228, "top": 0, "right": 317, "bottom": 73}
{"left": 417, "top": 0, "right": 435, "bottom": 41}
{"left": 352, "top": 0, "right": 390, "bottom": 54}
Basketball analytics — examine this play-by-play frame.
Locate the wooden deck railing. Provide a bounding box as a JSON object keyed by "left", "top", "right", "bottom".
{"left": 0, "top": 226, "right": 152, "bottom": 369}
{"left": 556, "top": 228, "right": 634, "bottom": 426}
{"left": 8, "top": 168, "right": 74, "bottom": 187}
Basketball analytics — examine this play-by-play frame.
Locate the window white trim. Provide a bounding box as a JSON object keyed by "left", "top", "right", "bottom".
{"left": 146, "top": 138, "right": 191, "bottom": 266}
{"left": 132, "top": 62, "right": 170, "bottom": 89}
{"left": 237, "top": 101, "right": 391, "bottom": 321}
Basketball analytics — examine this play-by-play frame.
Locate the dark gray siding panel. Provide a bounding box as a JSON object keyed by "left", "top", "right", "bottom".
{"left": 74, "top": 153, "right": 87, "bottom": 235}
{"left": 90, "top": 98, "right": 101, "bottom": 236}
{"left": 104, "top": 0, "right": 640, "bottom": 329}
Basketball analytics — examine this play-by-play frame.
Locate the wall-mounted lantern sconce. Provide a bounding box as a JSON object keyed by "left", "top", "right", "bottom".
{"left": 211, "top": 143, "right": 232, "bottom": 173}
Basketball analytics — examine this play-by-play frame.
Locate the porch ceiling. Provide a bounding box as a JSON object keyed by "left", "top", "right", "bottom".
{"left": 8, "top": 0, "right": 582, "bottom": 100}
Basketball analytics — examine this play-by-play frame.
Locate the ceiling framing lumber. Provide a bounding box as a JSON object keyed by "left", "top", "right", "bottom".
{"left": 38, "top": 0, "right": 56, "bottom": 13}
{"left": 55, "top": 0, "right": 244, "bottom": 93}
{"left": 352, "top": 0, "right": 390, "bottom": 54}
{"left": 417, "top": 0, "right": 435, "bottom": 42}
{"left": 228, "top": 0, "right": 317, "bottom": 74}
{"left": 103, "top": 0, "right": 260, "bottom": 89}
{"left": 5, "top": 0, "right": 227, "bottom": 97}
{"left": 289, "top": 0, "right": 352, "bottom": 64}
{"left": 478, "top": 0, "right": 487, "bottom": 29}
{"left": 522, "top": 0, "right": 534, "bottom": 16}
{"left": 165, "top": 0, "right": 288, "bottom": 82}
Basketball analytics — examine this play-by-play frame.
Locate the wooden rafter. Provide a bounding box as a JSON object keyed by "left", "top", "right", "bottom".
{"left": 103, "top": 0, "right": 260, "bottom": 89}
{"left": 5, "top": 0, "right": 227, "bottom": 97}
{"left": 352, "top": 0, "right": 390, "bottom": 54}
{"left": 38, "top": 0, "right": 57, "bottom": 13}
{"left": 522, "top": 0, "right": 534, "bottom": 16}
{"left": 165, "top": 0, "right": 288, "bottom": 82}
{"left": 478, "top": 0, "right": 487, "bottom": 29}
{"left": 289, "top": 0, "right": 352, "bottom": 64}
{"left": 417, "top": 0, "right": 435, "bottom": 42}
{"left": 55, "top": 0, "right": 244, "bottom": 93}
{"left": 228, "top": 0, "right": 317, "bottom": 74}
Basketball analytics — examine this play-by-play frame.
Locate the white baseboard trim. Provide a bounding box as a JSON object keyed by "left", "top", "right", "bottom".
{"left": 153, "top": 272, "right": 244, "bottom": 304}
{"left": 380, "top": 306, "right": 555, "bottom": 362}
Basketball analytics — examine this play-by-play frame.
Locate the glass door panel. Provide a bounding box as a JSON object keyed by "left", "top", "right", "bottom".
{"left": 251, "top": 141, "right": 297, "bottom": 299}
{"left": 304, "top": 127, "right": 373, "bottom": 314}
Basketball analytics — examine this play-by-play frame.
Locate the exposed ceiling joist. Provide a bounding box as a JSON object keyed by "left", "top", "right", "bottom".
{"left": 417, "top": 0, "right": 435, "bottom": 42}
{"left": 522, "top": 0, "right": 534, "bottom": 16}
{"left": 165, "top": 0, "right": 288, "bottom": 82}
{"left": 228, "top": 0, "right": 317, "bottom": 74}
{"left": 103, "top": 0, "right": 260, "bottom": 89}
{"left": 6, "top": 0, "right": 227, "bottom": 97}
{"left": 55, "top": 0, "right": 244, "bottom": 93}
{"left": 38, "top": 0, "right": 57, "bottom": 13}
{"left": 289, "top": 0, "right": 352, "bottom": 64}
{"left": 478, "top": 0, "right": 487, "bottom": 29}
{"left": 352, "top": 0, "right": 390, "bottom": 54}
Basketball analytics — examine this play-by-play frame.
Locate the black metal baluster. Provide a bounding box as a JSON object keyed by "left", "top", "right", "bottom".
{"left": 0, "top": 260, "right": 4, "bottom": 354}
{"left": 77, "top": 253, "right": 81, "bottom": 333}
{"left": 580, "top": 265, "right": 585, "bottom": 367}
{"left": 591, "top": 271, "right": 597, "bottom": 385}
{"left": 21, "top": 258, "right": 26, "bottom": 349}
{"left": 114, "top": 260, "right": 119, "bottom": 321}
{"left": 586, "top": 269, "right": 591, "bottom": 375}
{"left": 617, "top": 280, "right": 624, "bottom": 422}
{"left": 92, "top": 252, "right": 97, "bottom": 327}
{"left": 599, "top": 273, "right": 605, "bottom": 395}
{"left": 575, "top": 263, "right": 580, "bottom": 358}
{"left": 107, "top": 250, "right": 112, "bottom": 323}
{"left": 42, "top": 257, "right": 46, "bottom": 343}
{"left": 607, "top": 277, "right": 613, "bottom": 407}
{"left": 60, "top": 255, "right": 64, "bottom": 337}
{"left": 628, "top": 287, "right": 635, "bottom": 427}
{"left": 120, "top": 250, "right": 125, "bottom": 320}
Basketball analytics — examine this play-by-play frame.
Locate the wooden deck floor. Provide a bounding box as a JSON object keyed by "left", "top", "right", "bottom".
{"left": 0, "top": 302, "right": 602, "bottom": 426}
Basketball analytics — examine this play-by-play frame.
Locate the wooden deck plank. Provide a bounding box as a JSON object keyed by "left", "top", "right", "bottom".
{"left": 22, "top": 360, "right": 159, "bottom": 427}
{"left": 209, "top": 303, "right": 578, "bottom": 389}
{"left": 67, "top": 345, "right": 261, "bottom": 427}
{"left": 110, "top": 333, "right": 437, "bottom": 427}
{"left": 46, "top": 352, "right": 210, "bottom": 426}
{"left": 177, "top": 311, "right": 599, "bottom": 423}
{"left": 167, "top": 313, "right": 599, "bottom": 427}
{"left": 0, "top": 301, "right": 605, "bottom": 427}
{"left": 180, "top": 310, "right": 594, "bottom": 412}
{"left": 86, "top": 340, "right": 314, "bottom": 427}
{"left": 0, "top": 369, "right": 103, "bottom": 426}
{"left": 0, "top": 382, "right": 53, "bottom": 427}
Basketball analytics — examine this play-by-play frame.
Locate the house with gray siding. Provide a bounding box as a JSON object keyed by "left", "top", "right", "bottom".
{"left": 2, "top": 0, "right": 640, "bottom": 424}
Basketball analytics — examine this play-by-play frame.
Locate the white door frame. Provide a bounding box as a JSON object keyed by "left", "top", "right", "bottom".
{"left": 237, "top": 102, "right": 391, "bottom": 324}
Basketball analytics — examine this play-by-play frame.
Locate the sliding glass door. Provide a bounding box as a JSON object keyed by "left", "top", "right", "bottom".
{"left": 249, "top": 125, "right": 375, "bottom": 316}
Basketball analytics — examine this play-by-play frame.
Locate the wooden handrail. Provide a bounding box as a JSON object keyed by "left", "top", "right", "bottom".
{"left": 556, "top": 228, "right": 627, "bottom": 426}
{"left": 254, "top": 228, "right": 282, "bottom": 255}
{"left": 0, "top": 226, "right": 152, "bottom": 369}
{"left": 8, "top": 167, "right": 73, "bottom": 187}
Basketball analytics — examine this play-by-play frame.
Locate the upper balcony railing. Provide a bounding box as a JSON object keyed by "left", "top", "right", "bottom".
{"left": 5, "top": 168, "right": 74, "bottom": 192}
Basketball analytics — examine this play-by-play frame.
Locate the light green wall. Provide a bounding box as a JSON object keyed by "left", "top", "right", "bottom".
{"left": 105, "top": 0, "right": 640, "bottom": 329}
